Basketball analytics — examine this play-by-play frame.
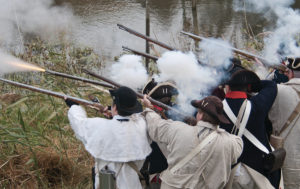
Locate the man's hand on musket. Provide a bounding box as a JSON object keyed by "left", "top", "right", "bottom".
{"left": 64, "top": 97, "right": 79, "bottom": 107}
{"left": 103, "top": 106, "right": 113, "bottom": 119}
{"left": 142, "top": 95, "right": 153, "bottom": 109}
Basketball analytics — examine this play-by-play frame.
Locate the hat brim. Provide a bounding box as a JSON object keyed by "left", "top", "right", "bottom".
{"left": 217, "top": 114, "right": 231, "bottom": 125}
{"left": 118, "top": 100, "right": 143, "bottom": 114}
{"left": 191, "top": 100, "right": 198, "bottom": 108}
{"left": 191, "top": 100, "right": 231, "bottom": 125}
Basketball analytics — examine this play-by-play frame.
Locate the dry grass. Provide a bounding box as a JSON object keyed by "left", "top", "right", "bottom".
{"left": 0, "top": 38, "right": 109, "bottom": 188}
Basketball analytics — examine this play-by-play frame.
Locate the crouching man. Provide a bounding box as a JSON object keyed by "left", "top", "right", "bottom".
{"left": 66, "top": 86, "right": 152, "bottom": 189}
{"left": 142, "top": 95, "right": 243, "bottom": 189}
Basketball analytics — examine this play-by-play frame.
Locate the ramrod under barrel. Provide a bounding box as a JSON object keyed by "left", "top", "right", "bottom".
{"left": 0, "top": 78, "right": 105, "bottom": 111}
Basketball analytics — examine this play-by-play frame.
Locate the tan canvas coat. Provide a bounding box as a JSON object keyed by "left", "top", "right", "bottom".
{"left": 269, "top": 78, "right": 300, "bottom": 189}
{"left": 143, "top": 109, "right": 243, "bottom": 189}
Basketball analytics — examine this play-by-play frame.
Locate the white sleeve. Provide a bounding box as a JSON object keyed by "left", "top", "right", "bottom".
{"left": 68, "top": 105, "right": 106, "bottom": 146}
{"left": 68, "top": 105, "right": 89, "bottom": 145}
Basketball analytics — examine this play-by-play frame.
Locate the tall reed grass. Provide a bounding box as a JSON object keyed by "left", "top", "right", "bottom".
{"left": 0, "top": 39, "right": 110, "bottom": 188}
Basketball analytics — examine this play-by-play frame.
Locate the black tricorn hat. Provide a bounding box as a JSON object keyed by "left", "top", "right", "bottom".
{"left": 286, "top": 57, "right": 300, "bottom": 71}
{"left": 191, "top": 96, "right": 230, "bottom": 124}
{"left": 142, "top": 78, "right": 178, "bottom": 99}
{"left": 142, "top": 78, "right": 158, "bottom": 95}
{"left": 148, "top": 82, "right": 178, "bottom": 99}
{"left": 109, "top": 86, "right": 142, "bottom": 116}
{"left": 226, "top": 70, "right": 260, "bottom": 87}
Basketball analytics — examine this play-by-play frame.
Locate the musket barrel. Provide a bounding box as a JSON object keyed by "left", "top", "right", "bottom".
{"left": 122, "top": 46, "right": 159, "bottom": 61}
{"left": 45, "top": 70, "right": 115, "bottom": 89}
{"left": 117, "top": 24, "right": 176, "bottom": 51}
{"left": 82, "top": 69, "right": 184, "bottom": 115}
{"left": 0, "top": 78, "right": 104, "bottom": 111}
{"left": 82, "top": 69, "right": 121, "bottom": 88}
{"left": 181, "top": 31, "right": 288, "bottom": 72}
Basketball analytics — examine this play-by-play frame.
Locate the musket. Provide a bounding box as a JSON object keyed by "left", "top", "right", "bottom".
{"left": 117, "top": 24, "right": 177, "bottom": 51}
{"left": 181, "top": 31, "right": 288, "bottom": 71}
{"left": 82, "top": 69, "right": 188, "bottom": 117}
{"left": 122, "top": 46, "right": 159, "bottom": 61}
{"left": 45, "top": 70, "right": 116, "bottom": 89}
{"left": 0, "top": 78, "right": 105, "bottom": 111}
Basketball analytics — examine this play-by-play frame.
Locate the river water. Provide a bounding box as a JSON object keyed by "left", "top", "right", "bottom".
{"left": 57, "top": 0, "right": 300, "bottom": 63}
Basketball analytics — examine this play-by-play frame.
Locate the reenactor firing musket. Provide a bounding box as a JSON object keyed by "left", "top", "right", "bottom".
{"left": 0, "top": 78, "right": 105, "bottom": 112}
{"left": 122, "top": 46, "right": 159, "bottom": 61}
{"left": 45, "top": 70, "right": 115, "bottom": 89}
{"left": 117, "top": 24, "right": 177, "bottom": 51}
{"left": 82, "top": 69, "right": 190, "bottom": 119}
{"left": 181, "top": 31, "right": 288, "bottom": 72}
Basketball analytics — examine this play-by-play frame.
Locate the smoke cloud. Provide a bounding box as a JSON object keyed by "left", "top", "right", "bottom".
{"left": 234, "top": 0, "right": 300, "bottom": 63}
{"left": 198, "top": 38, "right": 233, "bottom": 68}
{"left": 156, "top": 51, "right": 228, "bottom": 114}
{"left": 0, "top": 0, "right": 78, "bottom": 53}
{"left": 110, "top": 54, "right": 148, "bottom": 90}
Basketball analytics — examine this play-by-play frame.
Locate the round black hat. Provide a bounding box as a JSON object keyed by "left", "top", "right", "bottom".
{"left": 109, "top": 86, "right": 142, "bottom": 116}
{"left": 226, "top": 69, "right": 260, "bottom": 87}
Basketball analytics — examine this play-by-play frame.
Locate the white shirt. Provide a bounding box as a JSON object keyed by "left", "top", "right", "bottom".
{"left": 68, "top": 105, "right": 151, "bottom": 189}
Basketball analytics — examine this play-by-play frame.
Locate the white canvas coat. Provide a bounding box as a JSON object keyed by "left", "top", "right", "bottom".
{"left": 143, "top": 108, "right": 243, "bottom": 189}
{"left": 269, "top": 78, "right": 300, "bottom": 189}
{"left": 68, "top": 105, "right": 152, "bottom": 189}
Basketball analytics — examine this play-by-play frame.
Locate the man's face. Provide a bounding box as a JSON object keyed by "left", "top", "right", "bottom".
{"left": 224, "top": 85, "right": 230, "bottom": 94}
{"left": 111, "top": 103, "right": 118, "bottom": 116}
{"left": 196, "top": 111, "right": 203, "bottom": 121}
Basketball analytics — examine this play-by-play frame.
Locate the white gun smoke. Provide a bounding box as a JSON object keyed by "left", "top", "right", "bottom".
{"left": 110, "top": 54, "right": 148, "bottom": 90}
{"left": 234, "top": 0, "right": 300, "bottom": 63}
{"left": 155, "top": 50, "right": 231, "bottom": 114}
{"left": 0, "top": 0, "right": 78, "bottom": 54}
{"left": 198, "top": 38, "right": 233, "bottom": 68}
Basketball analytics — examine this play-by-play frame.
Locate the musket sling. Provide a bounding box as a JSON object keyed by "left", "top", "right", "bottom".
{"left": 170, "top": 130, "right": 218, "bottom": 174}
{"left": 271, "top": 88, "right": 300, "bottom": 149}
{"left": 223, "top": 99, "right": 286, "bottom": 173}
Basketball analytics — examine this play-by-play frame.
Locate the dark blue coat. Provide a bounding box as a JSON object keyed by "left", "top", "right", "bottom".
{"left": 220, "top": 80, "right": 280, "bottom": 188}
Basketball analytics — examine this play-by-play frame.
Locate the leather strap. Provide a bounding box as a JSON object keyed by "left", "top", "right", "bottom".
{"left": 232, "top": 100, "right": 247, "bottom": 135}
{"left": 278, "top": 88, "right": 300, "bottom": 136}
{"left": 223, "top": 100, "right": 270, "bottom": 154}
{"left": 244, "top": 130, "right": 270, "bottom": 154}
{"left": 127, "top": 162, "right": 144, "bottom": 179}
{"left": 170, "top": 130, "right": 218, "bottom": 174}
{"left": 238, "top": 100, "right": 251, "bottom": 137}
{"left": 223, "top": 99, "right": 251, "bottom": 136}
